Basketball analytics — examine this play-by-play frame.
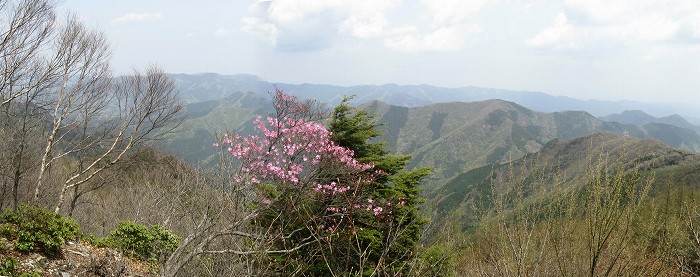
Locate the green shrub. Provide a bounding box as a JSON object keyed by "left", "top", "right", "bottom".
{"left": 106, "top": 221, "right": 180, "bottom": 262}
{"left": 0, "top": 205, "right": 79, "bottom": 256}
{"left": 0, "top": 256, "right": 17, "bottom": 275}
{"left": 84, "top": 233, "right": 110, "bottom": 248}
{"left": 419, "top": 244, "right": 455, "bottom": 276}
{"left": 18, "top": 271, "right": 42, "bottom": 277}
{"left": 0, "top": 258, "right": 40, "bottom": 276}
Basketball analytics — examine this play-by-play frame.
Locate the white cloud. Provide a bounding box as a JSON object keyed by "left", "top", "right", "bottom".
{"left": 419, "top": 0, "right": 495, "bottom": 24}
{"left": 112, "top": 13, "right": 163, "bottom": 25}
{"left": 241, "top": 0, "right": 489, "bottom": 52}
{"left": 242, "top": 1, "right": 336, "bottom": 50}
{"left": 339, "top": 13, "right": 389, "bottom": 39}
{"left": 527, "top": 13, "right": 577, "bottom": 49}
{"left": 528, "top": 0, "right": 700, "bottom": 53}
{"left": 242, "top": 0, "right": 404, "bottom": 51}
{"left": 389, "top": 25, "right": 418, "bottom": 36}
{"left": 564, "top": 0, "right": 641, "bottom": 24}
{"left": 264, "top": 0, "right": 332, "bottom": 25}
{"left": 338, "top": 0, "right": 401, "bottom": 38}
{"left": 241, "top": 16, "right": 278, "bottom": 45}
{"left": 384, "top": 25, "right": 482, "bottom": 52}
{"left": 566, "top": 0, "right": 683, "bottom": 42}
{"left": 612, "top": 15, "right": 680, "bottom": 42}
{"left": 377, "top": 0, "right": 494, "bottom": 52}
{"left": 245, "top": 0, "right": 400, "bottom": 38}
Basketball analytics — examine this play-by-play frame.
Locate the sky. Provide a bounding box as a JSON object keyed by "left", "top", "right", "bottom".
{"left": 61, "top": 0, "right": 700, "bottom": 106}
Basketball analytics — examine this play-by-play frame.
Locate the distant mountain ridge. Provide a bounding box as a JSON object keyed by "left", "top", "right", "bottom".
{"left": 364, "top": 99, "right": 700, "bottom": 184}
{"left": 168, "top": 73, "right": 700, "bottom": 120}
{"left": 601, "top": 110, "right": 700, "bottom": 131}
{"left": 160, "top": 92, "right": 700, "bottom": 197}
{"left": 162, "top": 92, "right": 273, "bottom": 164}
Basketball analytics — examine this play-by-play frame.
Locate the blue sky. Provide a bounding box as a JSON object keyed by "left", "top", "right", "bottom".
{"left": 62, "top": 0, "right": 700, "bottom": 106}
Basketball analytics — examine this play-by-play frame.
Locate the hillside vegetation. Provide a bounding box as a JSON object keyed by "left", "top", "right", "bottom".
{"left": 156, "top": 93, "right": 700, "bottom": 275}
{"left": 421, "top": 132, "right": 700, "bottom": 276}
{"left": 366, "top": 100, "right": 700, "bottom": 177}
{"left": 163, "top": 93, "right": 700, "bottom": 191}
{"left": 432, "top": 133, "right": 700, "bottom": 226}
{"left": 2, "top": 1, "right": 700, "bottom": 275}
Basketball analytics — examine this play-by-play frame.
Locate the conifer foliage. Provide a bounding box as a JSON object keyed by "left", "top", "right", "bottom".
{"left": 328, "top": 96, "right": 430, "bottom": 275}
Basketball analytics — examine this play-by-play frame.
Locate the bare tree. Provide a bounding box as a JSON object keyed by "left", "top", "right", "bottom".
{"left": 46, "top": 65, "right": 183, "bottom": 213}
{"left": 0, "top": 0, "right": 59, "bottom": 210}
{"left": 31, "top": 14, "right": 113, "bottom": 207}
{"left": 0, "top": 0, "right": 183, "bottom": 214}
{"left": 0, "top": 83, "right": 45, "bottom": 210}
{"left": 463, "top": 140, "right": 675, "bottom": 276}
{"left": 0, "top": 0, "right": 56, "bottom": 108}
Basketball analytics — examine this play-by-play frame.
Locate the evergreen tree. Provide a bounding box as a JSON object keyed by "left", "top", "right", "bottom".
{"left": 249, "top": 94, "right": 429, "bottom": 276}
{"left": 328, "top": 96, "right": 430, "bottom": 275}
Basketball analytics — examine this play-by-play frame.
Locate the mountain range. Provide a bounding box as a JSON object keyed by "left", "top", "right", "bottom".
{"left": 169, "top": 73, "right": 700, "bottom": 123}
{"left": 160, "top": 90, "right": 700, "bottom": 197}
{"left": 601, "top": 110, "right": 700, "bottom": 131}
{"left": 363, "top": 99, "right": 700, "bottom": 182}
{"left": 160, "top": 74, "right": 700, "bottom": 253}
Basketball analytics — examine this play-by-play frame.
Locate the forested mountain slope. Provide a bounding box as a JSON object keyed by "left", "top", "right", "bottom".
{"left": 364, "top": 100, "right": 700, "bottom": 184}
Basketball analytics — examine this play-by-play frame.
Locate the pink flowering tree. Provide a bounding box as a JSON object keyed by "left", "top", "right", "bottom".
{"left": 162, "top": 89, "right": 414, "bottom": 276}
{"left": 211, "top": 88, "right": 400, "bottom": 272}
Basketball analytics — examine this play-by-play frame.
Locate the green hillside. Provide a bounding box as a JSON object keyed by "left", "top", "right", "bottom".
{"left": 433, "top": 132, "right": 700, "bottom": 219}
{"left": 163, "top": 96, "right": 700, "bottom": 192}
{"left": 430, "top": 132, "right": 700, "bottom": 276}
{"left": 364, "top": 100, "right": 700, "bottom": 188}
{"left": 161, "top": 92, "right": 272, "bottom": 164}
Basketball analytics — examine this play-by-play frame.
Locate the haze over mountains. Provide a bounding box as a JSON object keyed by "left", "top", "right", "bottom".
{"left": 602, "top": 110, "right": 700, "bottom": 131}
{"left": 170, "top": 73, "right": 700, "bottom": 123}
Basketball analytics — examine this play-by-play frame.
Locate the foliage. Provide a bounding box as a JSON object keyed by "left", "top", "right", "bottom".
{"left": 215, "top": 90, "right": 378, "bottom": 270}
{"left": 210, "top": 90, "right": 429, "bottom": 275}
{"left": 324, "top": 96, "right": 430, "bottom": 275}
{"left": 0, "top": 205, "right": 79, "bottom": 256}
{"left": 105, "top": 221, "right": 181, "bottom": 262}
{"left": 0, "top": 256, "right": 17, "bottom": 276}
{"left": 0, "top": 256, "right": 40, "bottom": 277}
{"left": 457, "top": 142, "right": 685, "bottom": 276}
{"left": 419, "top": 244, "right": 455, "bottom": 276}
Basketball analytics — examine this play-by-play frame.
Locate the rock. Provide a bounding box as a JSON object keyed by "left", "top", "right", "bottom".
{"left": 6, "top": 240, "right": 156, "bottom": 276}
{"left": 0, "top": 237, "right": 11, "bottom": 251}
{"left": 91, "top": 249, "right": 127, "bottom": 276}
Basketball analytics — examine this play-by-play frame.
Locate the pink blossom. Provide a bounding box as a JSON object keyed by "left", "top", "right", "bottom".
{"left": 214, "top": 89, "right": 388, "bottom": 234}
{"left": 373, "top": 206, "right": 383, "bottom": 216}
